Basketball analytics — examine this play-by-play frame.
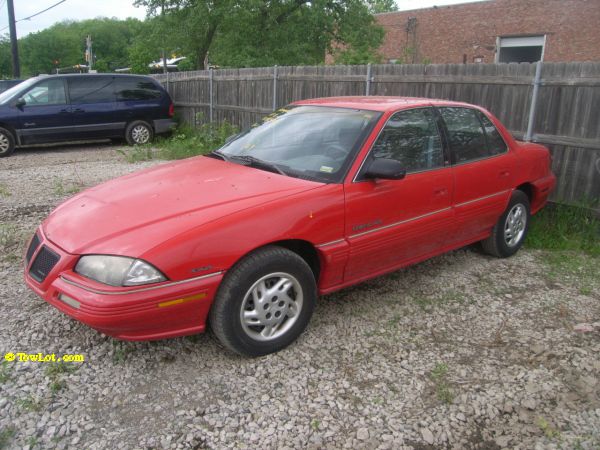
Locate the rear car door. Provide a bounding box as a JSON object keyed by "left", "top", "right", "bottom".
{"left": 67, "top": 76, "right": 121, "bottom": 139}
{"left": 17, "top": 78, "right": 72, "bottom": 144}
{"left": 113, "top": 77, "right": 165, "bottom": 126}
{"left": 437, "top": 107, "right": 516, "bottom": 244}
{"left": 344, "top": 107, "right": 454, "bottom": 281}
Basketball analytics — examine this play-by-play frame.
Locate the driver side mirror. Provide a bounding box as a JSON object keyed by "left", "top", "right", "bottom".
{"left": 364, "top": 158, "right": 406, "bottom": 180}
{"left": 15, "top": 97, "right": 26, "bottom": 108}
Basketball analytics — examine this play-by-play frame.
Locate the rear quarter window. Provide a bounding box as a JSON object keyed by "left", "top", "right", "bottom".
{"left": 115, "top": 78, "right": 163, "bottom": 101}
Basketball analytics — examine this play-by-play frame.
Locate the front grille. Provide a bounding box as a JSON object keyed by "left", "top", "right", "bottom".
{"left": 29, "top": 246, "right": 60, "bottom": 282}
{"left": 25, "top": 233, "right": 41, "bottom": 263}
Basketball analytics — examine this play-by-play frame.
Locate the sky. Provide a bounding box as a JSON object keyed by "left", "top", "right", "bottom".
{"left": 0, "top": 0, "right": 487, "bottom": 37}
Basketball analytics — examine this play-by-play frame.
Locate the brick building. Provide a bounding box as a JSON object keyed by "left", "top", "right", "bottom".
{"left": 372, "top": 0, "right": 600, "bottom": 64}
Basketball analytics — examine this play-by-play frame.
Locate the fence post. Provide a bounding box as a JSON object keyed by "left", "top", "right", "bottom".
{"left": 365, "top": 63, "right": 372, "bottom": 96}
{"left": 166, "top": 70, "right": 170, "bottom": 95}
{"left": 525, "top": 61, "right": 543, "bottom": 142}
{"left": 272, "top": 65, "right": 278, "bottom": 111}
{"left": 209, "top": 68, "right": 214, "bottom": 124}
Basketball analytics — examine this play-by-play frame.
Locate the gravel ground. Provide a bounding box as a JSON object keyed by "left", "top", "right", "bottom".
{"left": 1, "top": 143, "right": 599, "bottom": 450}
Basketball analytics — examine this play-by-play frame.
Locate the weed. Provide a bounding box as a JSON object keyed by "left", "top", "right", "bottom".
{"left": 0, "top": 183, "right": 10, "bottom": 198}
{"left": 528, "top": 202, "right": 600, "bottom": 256}
{"left": 16, "top": 395, "right": 43, "bottom": 412}
{"left": 112, "top": 341, "right": 131, "bottom": 363}
{"left": 120, "top": 121, "right": 238, "bottom": 162}
{"left": 310, "top": 419, "right": 320, "bottom": 431}
{"left": 0, "top": 428, "right": 15, "bottom": 449}
{"left": 537, "top": 416, "right": 561, "bottom": 440}
{"left": 53, "top": 177, "right": 84, "bottom": 196}
{"left": 541, "top": 251, "right": 598, "bottom": 294}
{"left": 430, "top": 362, "right": 454, "bottom": 404}
{"left": 26, "top": 436, "right": 39, "bottom": 448}
{"left": 0, "top": 361, "right": 13, "bottom": 383}
{"left": 45, "top": 360, "right": 77, "bottom": 378}
{"left": 49, "top": 380, "right": 66, "bottom": 394}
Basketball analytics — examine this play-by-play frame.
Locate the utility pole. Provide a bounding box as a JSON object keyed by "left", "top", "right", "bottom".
{"left": 161, "top": 1, "right": 167, "bottom": 74}
{"left": 85, "top": 35, "right": 93, "bottom": 71}
{"left": 6, "top": 0, "right": 20, "bottom": 78}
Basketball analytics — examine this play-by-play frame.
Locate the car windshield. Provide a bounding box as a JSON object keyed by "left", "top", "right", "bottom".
{"left": 216, "top": 105, "right": 381, "bottom": 183}
{"left": 0, "top": 77, "right": 37, "bottom": 105}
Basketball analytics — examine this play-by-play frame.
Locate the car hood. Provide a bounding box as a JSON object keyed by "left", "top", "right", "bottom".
{"left": 43, "top": 156, "right": 322, "bottom": 255}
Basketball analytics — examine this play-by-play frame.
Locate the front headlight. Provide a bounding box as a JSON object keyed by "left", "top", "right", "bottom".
{"left": 74, "top": 255, "right": 167, "bottom": 287}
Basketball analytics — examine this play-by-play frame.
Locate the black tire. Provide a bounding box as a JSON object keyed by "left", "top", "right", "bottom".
{"left": 482, "top": 190, "right": 530, "bottom": 258}
{"left": 125, "top": 120, "right": 153, "bottom": 146}
{"left": 209, "top": 246, "right": 317, "bottom": 357}
{"left": 0, "top": 127, "right": 16, "bottom": 157}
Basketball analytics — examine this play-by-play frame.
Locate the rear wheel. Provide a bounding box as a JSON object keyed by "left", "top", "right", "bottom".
{"left": 209, "top": 246, "right": 317, "bottom": 357}
{"left": 0, "top": 127, "right": 15, "bottom": 157}
{"left": 125, "top": 120, "right": 153, "bottom": 145}
{"left": 482, "top": 190, "right": 530, "bottom": 257}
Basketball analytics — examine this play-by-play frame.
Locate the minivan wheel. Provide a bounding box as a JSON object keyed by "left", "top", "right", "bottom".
{"left": 209, "top": 246, "right": 317, "bottom": 357}
{"left": 0, "top": 127, "right": 15, "bottom": 157}
{"left": 125, "top": 121, "right": 153, "bottom": 145}
{"left": 481, "top": 190, "right": 530, "bottom": 258}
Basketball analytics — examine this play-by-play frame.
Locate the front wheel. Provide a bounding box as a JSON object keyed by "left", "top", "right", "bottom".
{"left": 209, "top": 246, "right": 317, "bottom": 357}
{"left": 125, "top": 120, "right": 153, "bottom": 146}
{"left": 482, "top": 190, "right": 530, "bottom": 258}
{"left": 0, "top": 127, "right": 15, "bottom": 157}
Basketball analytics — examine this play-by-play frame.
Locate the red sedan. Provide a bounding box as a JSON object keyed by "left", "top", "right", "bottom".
{"left": 24, "top": 97, "right": 556, "bottom": 356}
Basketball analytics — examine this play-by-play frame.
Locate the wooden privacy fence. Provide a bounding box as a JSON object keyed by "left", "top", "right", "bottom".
{"left": 153, "top": 62, "right": 600, "bottom": 206}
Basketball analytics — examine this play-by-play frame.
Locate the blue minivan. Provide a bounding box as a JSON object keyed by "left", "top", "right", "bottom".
{"left": 0, "top": 74, "right": 176, "bottom": 157}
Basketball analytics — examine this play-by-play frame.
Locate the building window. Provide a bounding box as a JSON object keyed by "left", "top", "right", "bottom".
{"left": 497, "top": 35, "right": 545, "bottom": 63}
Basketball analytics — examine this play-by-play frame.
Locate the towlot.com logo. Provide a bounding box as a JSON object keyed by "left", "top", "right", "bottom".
{"left": 4, "top": 352, "right": 85, "bottom": 363}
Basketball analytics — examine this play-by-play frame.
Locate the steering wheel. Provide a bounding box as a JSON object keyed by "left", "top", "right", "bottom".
{"left": 324, "top": 144, "right": 349, "bottom": 161}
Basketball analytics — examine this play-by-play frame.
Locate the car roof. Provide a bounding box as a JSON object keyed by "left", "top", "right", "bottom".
{"left": 35, "top": 73, "right": 154, "bottom": 79}
{"left": 293, "top": 96, "right": 477, "bottom": 112}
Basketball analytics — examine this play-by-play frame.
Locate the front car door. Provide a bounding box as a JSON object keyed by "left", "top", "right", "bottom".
{"left": 344, "top": 107, "right": 454, "bottom": 282}
{"left": 437, "top": 107, "right": 516, "bottom": 245}
{"left": 17, "top": 78, "right": 71, "bottom": 145}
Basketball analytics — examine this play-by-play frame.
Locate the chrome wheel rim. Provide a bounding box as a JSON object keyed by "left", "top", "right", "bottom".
{"left": 504, "top": 203, "right": 527, "bottom": 247}
{"left": 131, "top": 125, "right": 150, "bottom": 144}
{"left": 240, "top": 272, "right": 303, "bottom": 342}
{"left": 0, "top": 133, "right": 9, "bottom": 153}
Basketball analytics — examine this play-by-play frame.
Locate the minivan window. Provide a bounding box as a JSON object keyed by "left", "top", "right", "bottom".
{"left": 115, "top": 78, "right": 162, "bottom": 101}
{"left": 68, "top": 77, "right": 115, "bottom": 104}
{"left": 0, "top": 78, "right": 36, "bottom": 105}
{"left": 22, "top": 79, "right": 66, "bottom": 106}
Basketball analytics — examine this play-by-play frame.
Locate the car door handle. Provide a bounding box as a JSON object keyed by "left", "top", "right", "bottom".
{"left": 23, "top": 122, "right": 36, "bottom": 127}
{"left": 499, "top": 170, "right": 511, "bottom": 178}
{"left": 59, "top": 109, "right": 70, "bottom": 114}
{"left": 434, "top": 187, "right": 448, "bottom": 196}
{"left": 73, "top": 108, "right": 85, "bottom": 113}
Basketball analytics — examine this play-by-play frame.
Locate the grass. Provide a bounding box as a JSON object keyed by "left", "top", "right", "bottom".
{"left": 0, "top": 361, "right": 13, "bottom": 383}
{"left": 430, "top": 362, "right": 454, "bottom": 404}
{"left": 119, "top": 121, "right": 238, "bottom": 162}
{"left": 16, "top": 395, "right": 43, "bottom": 413}
{"left": 53, "top": 177, "right": 84, "bottom": 196}
{"left": 537, "top": 416, "right": 561, "bottom": 440}
{"left": 45, "top": 361, "right": 78, "bottom": 394}
{"left": 0, "top": 183, "right": 10, "bottom": 198}
{"left": 0, "top": 428, "right": 15, "bottom": 449}
{"left": 527, "top": 202, "right": 600, "bottom": 256}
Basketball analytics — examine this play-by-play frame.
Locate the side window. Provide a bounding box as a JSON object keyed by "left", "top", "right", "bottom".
{"left": 439, "top": 107, "right": 488, "bottom": 163}
{"left": 68, "top": 77, "right": 114, "bottom": 104}
{"left": 479, "top": 113, "right": 507, "bottom": 155}
{"left": 22, "top": 79, "right": 66, "bottom": 106}
{"left": 115, "top": 78, "right": 162, "bottom": 101}
{"left": 371, "top": 108, "right": 444, "bottom": 173}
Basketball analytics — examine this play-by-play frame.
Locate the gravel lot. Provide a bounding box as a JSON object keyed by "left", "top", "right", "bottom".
{"left": 1, "top": 143, "right": 599, "bottom": 450}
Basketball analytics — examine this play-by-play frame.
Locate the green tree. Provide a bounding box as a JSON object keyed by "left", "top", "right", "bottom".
{"left": 367, "top": 0, "right": 398, "bottom": 13}
{"left": 0, "top": 35, "right": 13, "bottom": 78}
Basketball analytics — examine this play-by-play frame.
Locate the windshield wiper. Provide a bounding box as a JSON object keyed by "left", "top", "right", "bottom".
{"left": 229, "top": 155, "right": 287, "bottom": 176}
{"left": 208, "top": 149, "right": 231, "bottom": 161}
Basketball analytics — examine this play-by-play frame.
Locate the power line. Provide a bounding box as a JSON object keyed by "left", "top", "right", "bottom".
{"left": 0, "top": 0, "right": 67, "bottom": 32}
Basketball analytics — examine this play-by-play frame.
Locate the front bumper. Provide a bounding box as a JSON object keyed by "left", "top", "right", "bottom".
{"left": 24, "top": 230, "right": 222, "bottom": 341}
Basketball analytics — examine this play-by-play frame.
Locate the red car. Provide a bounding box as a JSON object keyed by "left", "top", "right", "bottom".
{"left": 24, "top": 97, "right": 556, "bottom": 356}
